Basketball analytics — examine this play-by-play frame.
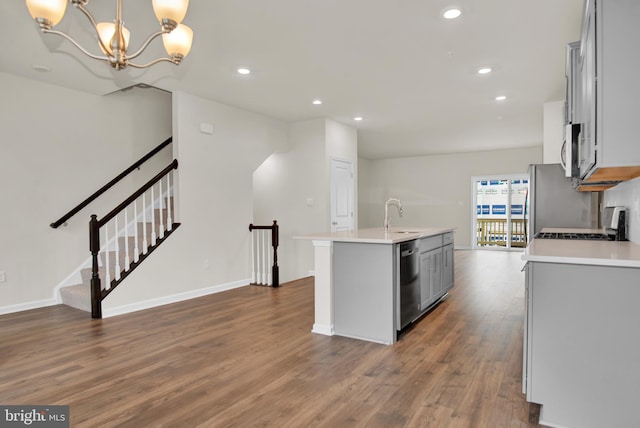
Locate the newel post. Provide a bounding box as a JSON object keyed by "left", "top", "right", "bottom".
{"left": 89, "top": 215, "right": 102, "bottom": 319}
{"left": 271, "top": 220, "right": 279, "bottom": 287}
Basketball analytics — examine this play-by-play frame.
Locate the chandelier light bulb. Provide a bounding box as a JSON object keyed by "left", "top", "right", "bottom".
{"left": 96, "top": 22, "right": 131, "bottom": 55}
{"left": 152, "top": 0, "right": 190, "bottom": 24}
{"left": 162, "top": 24, "right": 194, "bottom": 58}
{"left": 26, "top": 0, "right": 67, "bottom": 27}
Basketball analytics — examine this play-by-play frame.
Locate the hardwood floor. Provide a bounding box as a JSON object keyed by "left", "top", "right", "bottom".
{"left": 0, "top": 250, "right": 542, "bottom": 427}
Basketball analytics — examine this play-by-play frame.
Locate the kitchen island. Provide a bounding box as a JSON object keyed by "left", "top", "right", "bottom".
{"left": 522, "top": 234, "right": 640, "bottom": 428}
{"left": 296, "top": 227, "right": 454, "bottom": 345}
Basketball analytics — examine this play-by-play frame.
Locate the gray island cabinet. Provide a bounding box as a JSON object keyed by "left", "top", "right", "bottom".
{"left": 419, "top": 233, "right": 454, "bottom": 311}
{"left": 522, "top": 238, "right": 640, "bottom": 428}
{"left": 296, "top": 227, "right": 455, "bottom": 345}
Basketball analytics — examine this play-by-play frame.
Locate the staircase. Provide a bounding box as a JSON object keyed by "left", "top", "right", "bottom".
{"left": 60, "top": 200, "right": 179, "bottom": 313}
{"left": 50, "top": 137, "right": 180, "bottom": 318}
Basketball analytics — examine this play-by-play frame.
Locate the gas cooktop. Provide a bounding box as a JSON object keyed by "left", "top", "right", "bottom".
{"left": 535, "top": 232, "right": 613, "bottom": 241}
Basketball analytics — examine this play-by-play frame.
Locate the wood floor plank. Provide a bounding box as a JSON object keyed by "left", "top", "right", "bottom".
{"left": 0, "top": 251, "right": 543, "bottom": 427}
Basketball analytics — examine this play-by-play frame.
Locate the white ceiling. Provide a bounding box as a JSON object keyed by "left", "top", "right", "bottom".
{"left": 1, "top": 0, "right": 584, "bottom": 159}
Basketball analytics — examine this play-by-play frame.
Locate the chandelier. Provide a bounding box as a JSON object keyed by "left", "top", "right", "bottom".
{"left": 25, "top": 0, "right": 193, "bottom": 70}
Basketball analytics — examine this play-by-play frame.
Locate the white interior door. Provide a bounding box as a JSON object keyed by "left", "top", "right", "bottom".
{"left": 330, "top": 159, "right": 355, "bottom": 232}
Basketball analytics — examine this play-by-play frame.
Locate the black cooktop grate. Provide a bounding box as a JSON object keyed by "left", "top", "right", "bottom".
{"left": 535, "top": 232, "right": 612, "bottom": 240}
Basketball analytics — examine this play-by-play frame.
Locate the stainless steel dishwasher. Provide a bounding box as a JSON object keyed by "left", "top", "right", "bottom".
{"left": 398, "top": 239, "right": 421, "bottom": 330}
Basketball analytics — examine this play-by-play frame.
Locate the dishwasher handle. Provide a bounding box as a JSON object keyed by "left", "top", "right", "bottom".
{"left": 401, "top": 249, "right": 416, "bottom": 257}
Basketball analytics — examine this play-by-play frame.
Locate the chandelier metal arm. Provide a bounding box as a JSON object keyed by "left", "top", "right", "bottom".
{"left": 42, "top": 29, "right": 110, "bottom": 63}
{"left": 125, "top": 30, "right": 168, "bottom": 61}
{"left": 127, "top": 57, "right": 179, "bottom": 69}
{"left": 74, "top": 1, "right": 112, "bottom": 56}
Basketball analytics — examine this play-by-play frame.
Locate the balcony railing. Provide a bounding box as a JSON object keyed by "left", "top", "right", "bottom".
{"left": 476, "top": 218, "right": 527, "bottom": 248}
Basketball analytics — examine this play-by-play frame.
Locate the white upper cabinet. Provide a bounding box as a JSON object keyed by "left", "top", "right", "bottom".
{"left": 574, "top": 0, "right": 640, "bottom": 185}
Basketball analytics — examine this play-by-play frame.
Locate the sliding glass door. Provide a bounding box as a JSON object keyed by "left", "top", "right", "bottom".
{"left": 472, "top": 175, "right": 528, "bottom": 249}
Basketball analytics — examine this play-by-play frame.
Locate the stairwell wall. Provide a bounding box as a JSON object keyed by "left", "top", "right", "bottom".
{"left": 252, "top": 118, "right": 358, "bottom": 283}
{"left": 101, "top": 91, "right": 288, "bottom": 314}
{"left": 0, "top": 71, "right": 172, "bottom": 313}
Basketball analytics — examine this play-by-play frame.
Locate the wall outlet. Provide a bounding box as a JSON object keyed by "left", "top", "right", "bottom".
{"left": 0, "top": 271, "right": 6, "bottom": 283}
{"left": 203, "top": 259, "right": 209, "bottom": 270}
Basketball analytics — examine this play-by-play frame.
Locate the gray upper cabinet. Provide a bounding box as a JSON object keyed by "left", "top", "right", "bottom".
{"left": 575, "top": 0, "right": 640, "bottom": 184}
{"left": 578, "top": 0, "right": 596, "bottom": 180}
{"left": 565, "top": 41, "right": 581, "bottom": 126}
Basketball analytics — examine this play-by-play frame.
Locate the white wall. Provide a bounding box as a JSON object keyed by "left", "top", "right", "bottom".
{"left": 102, "top": 91, "right": 287, "bottom": 313}
{"left": 604, "top": 177, "right": 640, "bottom": 243}
{"left": 358, "top": 157, "right": 373, "bottom": 227}
{"left": 358, "top": 146, "right": 542, "bottom": 247}
{"left": 252, "top": 118, "right": 358, "bottom": 282}
{"left": 0, "top": 72, "right": 171, "bottom": 312}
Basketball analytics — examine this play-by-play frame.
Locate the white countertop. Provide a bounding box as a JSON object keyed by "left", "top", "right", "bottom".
{"left": 523, "top": 228, "right": 640, "bottom": 268}
{"left": 295, "top": 227, "right": 455, "bottom": 244}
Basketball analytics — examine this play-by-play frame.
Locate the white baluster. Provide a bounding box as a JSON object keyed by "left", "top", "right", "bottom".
{"left": 133, "top": 199, "right": 140, "bottom": 263}
{"left": 114, "top": 216, "right": 121, "bottom": 281}
{"left": 166, "top": 174, "right": 173, "bottom": 232}
{"left": 104, "top": 222, "right": 111, "bottom": 289}
{"left": 158, "top": 178, "right": 165, "bottom": 239}
{"left": 267, "top": 229, "right": 272, "bottom": 286}
{"left": 142, "top": 191, "right": 148, "bottom": 255}
{"left": 250, "top": 228, "right": 256, "bottom": 284}
{"left": 257, "top": 231, "right": 262, "bottom": 285}
{"left": 124, "top": 206, "right": 130, "bottom": 270}
{"left": 151, "top": 184, "right": 157, "bottom": 245}
{"left": 261, "top": 230, "right": 267, "bottom": 285}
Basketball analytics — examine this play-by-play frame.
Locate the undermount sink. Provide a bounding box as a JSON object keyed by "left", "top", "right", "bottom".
{"left": 397, "top": 231, "right": 419, "bottom": 234}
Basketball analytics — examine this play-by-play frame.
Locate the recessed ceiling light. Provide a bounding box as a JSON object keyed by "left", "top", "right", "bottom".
{"left": 354, "top": 117, "right": 363, "bottom": 121}
{"left": 495, "top": 95, "right": 507, "bottom": 101}
{"left": 312, "top": 99, "right": 322, "bottom": 105}
{"left": 237, "top": 67, "right": 251, "bottom": 75}
{"left": 477, "top": 67, "right": 492, "bottom": 74}
{"left": 443, "top": 8, "right": 462, "bottom": 19}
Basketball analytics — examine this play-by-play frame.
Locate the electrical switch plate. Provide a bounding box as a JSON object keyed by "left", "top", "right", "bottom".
{"left": 200, "top": 123, "right": 214, "bottom": 135}
{"left": 0, "top": 271, "right": 6, "bottom": 282}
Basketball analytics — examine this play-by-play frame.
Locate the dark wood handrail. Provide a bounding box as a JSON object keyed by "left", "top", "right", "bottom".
{"left": 50, "top": 136, "right": 173, "bottom": 228}
{"left": 98, "top": 159, "right": 178, "bottom": 227}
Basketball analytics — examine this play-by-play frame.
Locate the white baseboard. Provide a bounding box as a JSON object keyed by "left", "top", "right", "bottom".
{"left": 311, "top": 323, "right": 334, "bottom": 336}
{"left": 102, "top": 278, "right": 251, "bottom": 318}
{"left": 0, "top": 298, "right": 59, "bottom": 316}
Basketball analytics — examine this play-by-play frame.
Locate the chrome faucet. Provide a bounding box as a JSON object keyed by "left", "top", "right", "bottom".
{"left": 384, "top": 198, "right": 404, "bottom": 232}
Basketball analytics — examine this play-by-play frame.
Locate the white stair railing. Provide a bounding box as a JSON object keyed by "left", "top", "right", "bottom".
{"left": 248, "top": 221, "right": 279, "bottom": 287}
{"left": 90, "top": 160, "right": 180, "bottom": 318}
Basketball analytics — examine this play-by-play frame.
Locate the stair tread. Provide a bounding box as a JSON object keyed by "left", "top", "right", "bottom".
{"left": 60, "top": 221, "right": 181, "bottom": 315}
